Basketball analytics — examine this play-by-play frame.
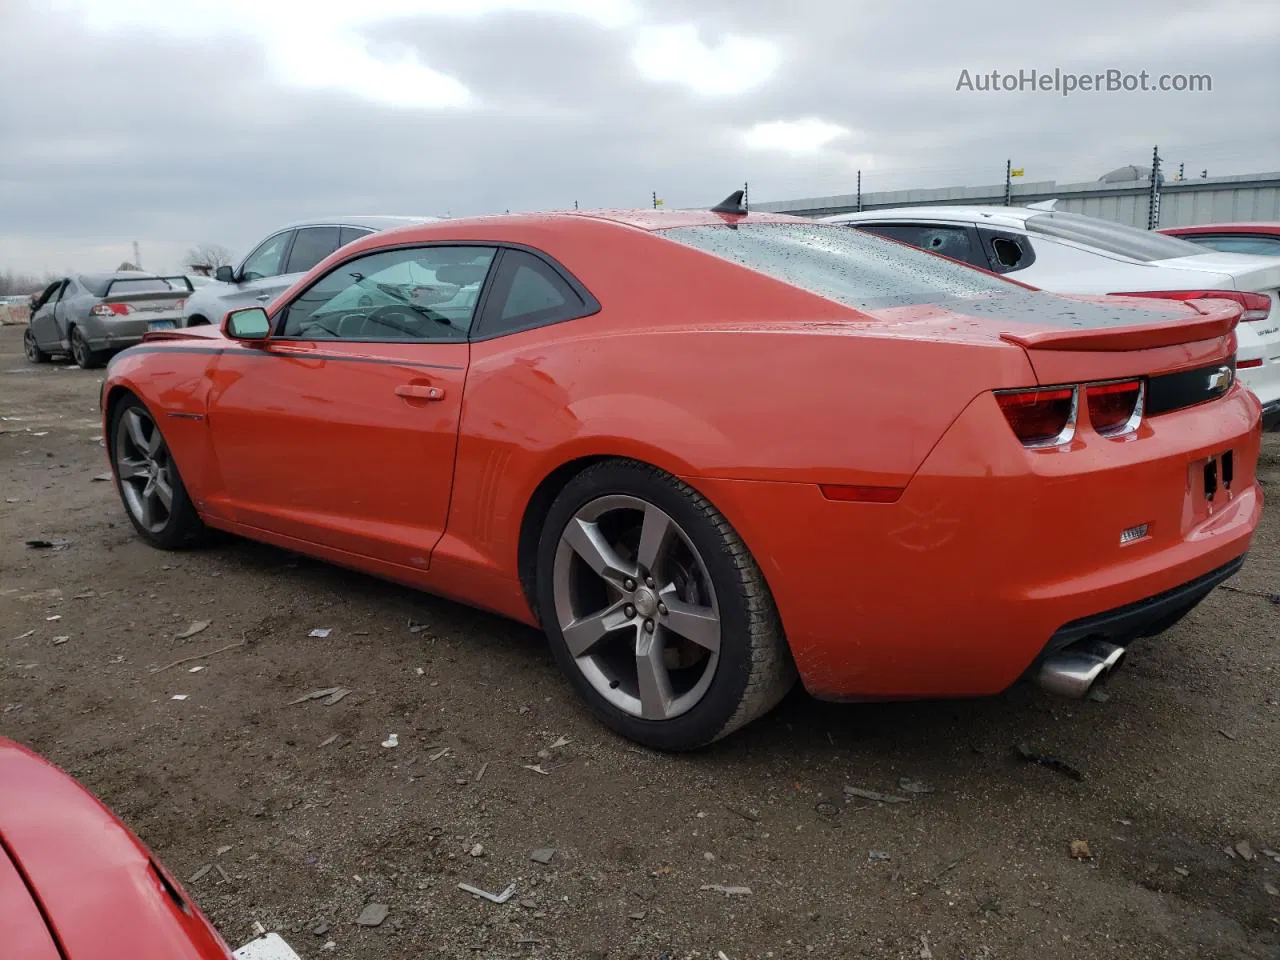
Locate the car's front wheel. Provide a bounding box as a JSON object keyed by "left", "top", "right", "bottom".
{"left": 536, "top": 460, "right": 796, "bottom": 750}
{"left": 109, "top": 395, "right": 207, "bottom": 549}
{"left": 23, "top": 328, "right": 50, "bottom": 363}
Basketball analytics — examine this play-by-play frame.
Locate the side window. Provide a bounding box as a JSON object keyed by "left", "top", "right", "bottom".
{"left": 240, "top": 231, "right": 294, "bottom": 282}
{"left": 284, "top": 226, "right": 341, "bottom": 275}
{"left": 280, "top": 245, "right": 497, "bottom": 341}
{"left": 478, "top": 249, "right": 592, "bottom": 338}
{"left": 978, "top": 228, "right": 1036, "bottom": 274}
{"left": 339, "top": 226, "right": 374, "bottom": 247}
{"left": 858, "top": 224, "right": 981, "bottom": 266}
{"left": 31, "top": 282, "right": 58, "bottom": 310}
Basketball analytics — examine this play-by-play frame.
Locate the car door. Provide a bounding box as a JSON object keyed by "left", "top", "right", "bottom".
{"left": 29, "top": 280, "right": 66, "bottom": 350}
{"left": 205, "top": 242, "right": 499, "bottom": 568}
{"left": 222, "top": 230, "right": 297, "bottom": 312}
{"left": 54, "top": 278, "right": 82, "bottom": 340}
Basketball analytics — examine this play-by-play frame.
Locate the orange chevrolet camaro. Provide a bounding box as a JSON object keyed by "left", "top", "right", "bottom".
{"left": 100, "top": 196, "right": 1263, "bottom": 750}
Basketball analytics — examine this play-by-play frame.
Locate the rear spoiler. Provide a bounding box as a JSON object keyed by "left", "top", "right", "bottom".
{"left": 1000, "top": 298, "right": 1240, "bottom": 352}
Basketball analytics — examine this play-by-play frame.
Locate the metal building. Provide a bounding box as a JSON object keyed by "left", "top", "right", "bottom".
{"left": 752, "top": 171, "right": 1280, "bottom": 228}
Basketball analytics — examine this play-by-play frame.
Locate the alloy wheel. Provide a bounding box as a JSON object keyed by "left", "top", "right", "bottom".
{"left": 114, "top": 406, "right": 175, "bottom": 534}
{"left": 552, "top": 494, "right": 721, "bottom": 721}
{"left": 71, "top": 331, "right": 89, "bottom": 367}
{"left": 24, "top": 329, "right": 40, "bottom": 361}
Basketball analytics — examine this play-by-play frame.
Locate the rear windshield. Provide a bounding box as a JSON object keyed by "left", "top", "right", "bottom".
{"left": 1025, "top": 211, "right": 1204, "bottom": 262}
{"left": 662, "top": 222, "right": 1013, "bottom": 309}
{"left": 106, "top": 278, "right": 179, "bottom": 297}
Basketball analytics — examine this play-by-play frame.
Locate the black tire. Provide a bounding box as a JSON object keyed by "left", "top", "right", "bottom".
{"left": 24, "top": 327, "right": 51, "bottom": 363}
{"left": 535, "top": 459, "right": 796, "bottom": 750}
{"left": 187, "top": 315, "right": 210, "bottom": 327}
{"left": 108, "top": 394, "right": 207, "bottom": 549}
{"left": 70, "top": 326, "right": 103, "bottom": 369}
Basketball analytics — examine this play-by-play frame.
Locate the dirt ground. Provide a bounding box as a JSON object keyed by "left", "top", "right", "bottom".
{"left": 2, "top": 321, "right": 1277, "bottom": 960}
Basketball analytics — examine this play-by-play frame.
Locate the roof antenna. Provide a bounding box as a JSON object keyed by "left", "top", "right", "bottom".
{"left": 710, "top": 190, "right": 747, "bottom": 215}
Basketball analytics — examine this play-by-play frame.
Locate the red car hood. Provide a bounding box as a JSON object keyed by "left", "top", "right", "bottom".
{"left": 0, "top": 739, "right": 232, "bottom": 960}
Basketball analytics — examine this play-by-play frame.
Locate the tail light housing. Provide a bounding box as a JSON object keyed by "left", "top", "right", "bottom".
{"left": 1086, "top": 379, "right": 1143, "bottom": 437}
{"left": 1112, "top": 289, "right": 1271, "bottom": 322}
{"left": 995, "top": 386, "right": 1077, "bottom": 447}
{"left": 1238, "top": 358, "right": 1263, "bottom": 369}
{"left": 91, "top": 302, "right": 132, "bottom": 316}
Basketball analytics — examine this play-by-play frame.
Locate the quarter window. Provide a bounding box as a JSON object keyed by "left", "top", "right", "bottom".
{"left": 478, "top": 249, "right": 591, "bottom": 337}
{"left": 240, "top": 231, "right": 294, "bottom": 282}
{"left": 284, "top": 226, "right": 341, "bottom": 275}
{"left": 280, "top": 245, "right": 497, "bottom": 341}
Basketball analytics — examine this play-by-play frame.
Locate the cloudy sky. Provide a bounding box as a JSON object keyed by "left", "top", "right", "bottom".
{"left": 1, "top": 0, "right": 1276, "bottom": 274}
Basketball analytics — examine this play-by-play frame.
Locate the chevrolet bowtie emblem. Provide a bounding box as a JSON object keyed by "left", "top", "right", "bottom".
{"left": 1207, "top": 366, "right": 1234, "bottom": 392}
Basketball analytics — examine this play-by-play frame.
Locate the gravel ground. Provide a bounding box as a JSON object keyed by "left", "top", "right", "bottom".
{"left": 2, "top": 322, "right": 1278, "bottom": 960}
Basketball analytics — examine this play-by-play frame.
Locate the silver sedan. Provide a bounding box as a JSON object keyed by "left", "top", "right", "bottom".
{"left": 24, "top": 271, "right": 192, "bottom": 369}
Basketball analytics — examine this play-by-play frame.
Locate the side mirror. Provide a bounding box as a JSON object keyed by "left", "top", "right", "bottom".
{"left": 214, "top": 265, "right": 236, "bottom": 283}
{"left": 222, "top": 306, "right": 271, "bottom": 341}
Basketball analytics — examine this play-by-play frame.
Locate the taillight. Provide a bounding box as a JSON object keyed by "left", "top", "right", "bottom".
{"left": 91, "top": 302, "right": 132, "bottom": 316}
{"left": 995, "top": 386, "right": 1077, "bottom": 447}
{"left": 1112, "top": 289, "right": 1271, "bottom": 322}
{"left": 1086, "top": 379, "right": 1143, "bottom": 437}
{"left": 1238, "top": 358, "right": 1263, "bottom": 369}
{"left": 175, "top": 298, "right": 187, "bottom": 309}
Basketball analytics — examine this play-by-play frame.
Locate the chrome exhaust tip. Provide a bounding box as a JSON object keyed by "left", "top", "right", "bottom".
{"left": 1035, "top": 640, "right": 1127, "bottom": 699}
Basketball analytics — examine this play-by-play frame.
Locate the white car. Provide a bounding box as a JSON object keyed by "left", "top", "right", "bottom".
{"left": 822, "top": 206, "right": 1280, "bottom": 429}
{"left": 181, "top": 216, "right": 439, "bottom": 328}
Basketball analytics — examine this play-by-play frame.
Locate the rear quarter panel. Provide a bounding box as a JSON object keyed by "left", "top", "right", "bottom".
{"left": 435, "top": 221, "right": 1036, "bottom": 615}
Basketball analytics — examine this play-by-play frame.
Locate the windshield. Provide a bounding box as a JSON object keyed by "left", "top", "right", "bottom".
{"left": 662, "top": 222, "right": 1014, "bottom": 310}
{"left": 1025, "top": 210, "right": 1205, "bottom": 262}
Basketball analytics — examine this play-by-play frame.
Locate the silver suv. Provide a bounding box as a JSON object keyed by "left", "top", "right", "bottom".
{"left": 181, "top": 215, "right": 439, "bottom": 327}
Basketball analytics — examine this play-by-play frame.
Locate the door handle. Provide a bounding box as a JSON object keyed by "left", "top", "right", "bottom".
{"left": 395, "top": 383, "right": 445, "bottom": 401}
{"left": 255, "top": 294, "right": 271, "bottom": 302}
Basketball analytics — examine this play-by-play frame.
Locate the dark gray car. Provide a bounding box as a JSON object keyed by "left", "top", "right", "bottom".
{"left": 181, "top": 215, "right": 438, "bottom": 327}
{"left": 24, "top": 271, "right": 192, "bottom": 369}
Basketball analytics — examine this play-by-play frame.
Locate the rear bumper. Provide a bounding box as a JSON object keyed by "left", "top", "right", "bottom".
{"left": 1035, "top": 555, "right": 1244, "bottom": 656}
{"left": 83, "top": 316, "right": 183, "bottom": 350}
{"left": 691, "top": 384, "right": 1263, "bottom": 701}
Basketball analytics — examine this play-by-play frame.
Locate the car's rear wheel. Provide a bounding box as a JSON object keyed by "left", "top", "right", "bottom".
{"left": 536, "top": 460, "right": 795, "bottom": 750}
{"left": 23, "top": 328, "right": 50, "bottom": 363}
{"left": 109, "top": 396, "right": 206, "bottom": 549}
{"left": 70, "top": 326, "right": 103, "bottom": 369}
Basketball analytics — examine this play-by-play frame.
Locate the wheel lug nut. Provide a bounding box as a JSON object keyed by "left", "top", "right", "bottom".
{"left": 645, "top": 577, "right": 655, "bottom": 588}
{"left": 624, "top": 604, "right": 636, "bottom": 618}
{"left": 624, "top": 578, "right": 636, "bottom": 592}
{"left": 644, "top": 619, "right": 655, "bottom": 633}
{"left": 658, "top": 603, "right": 667, "bottom": 615}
